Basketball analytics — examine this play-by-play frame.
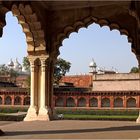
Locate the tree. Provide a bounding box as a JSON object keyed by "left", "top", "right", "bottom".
{"left": 130, "top": 67, "right": 140, "bottom": 73}
{"left": 23, "top": 57, "right": 30, "bottom": 71}
{"left": 0, "top": 64, "right": 9, "bottom": 75}
{"left": 54, "top": 58, "right": 71, "bottom": 84}
{"left": 0, "top": 64, "right": 19, "bottom": 83}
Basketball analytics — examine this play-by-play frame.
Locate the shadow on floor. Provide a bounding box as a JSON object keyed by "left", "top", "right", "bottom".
{"left": 2, "top": 125, "right": 140, "bottom": 137}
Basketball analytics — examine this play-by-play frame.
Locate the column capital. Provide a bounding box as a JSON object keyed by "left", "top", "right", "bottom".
{"left": 28, "top": 56, "right": 37, "bottom": 63}
{"left": 40, "top": 55, "right": 49, "bottom": 63}
{"left": 40, "top": 55, "right": 49, "bottom": 72}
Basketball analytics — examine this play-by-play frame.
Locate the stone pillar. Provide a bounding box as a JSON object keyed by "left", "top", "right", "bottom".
{"left": 24, "top": 57, "right": 37, "bottom": 121}
{"left": 38, "top": 56, "right": 50, "bottom": 121}
{"left": 64, "top": 96, "right": 67, "bottom": 107}
{"left": 98, "top": 96, "right": 101, "bottom": 108}
{"left": 110, "top": 96, "right": 114, "bottom": 108}
{"left": 123, "top": 95, "right": 127, "bottom": 108}
{"left": 21, "top": 95, "right": 24, "bottom": 106}
{"left": 2, "top": 95, "right": 4, "bottom": 105}
{"left": 86, "top": 96, "right": 90, "bottom": 107}
{"left": 11, "top": 95, "right": 14, "bottom": 106}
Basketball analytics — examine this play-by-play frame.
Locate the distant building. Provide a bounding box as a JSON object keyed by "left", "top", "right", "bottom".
{"left": 0, "top": 59, "right": 140, "bottom": 109}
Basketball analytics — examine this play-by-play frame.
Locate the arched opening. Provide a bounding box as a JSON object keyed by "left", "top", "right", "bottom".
{"left": 14, "top": 96, "right": 21, "bottom": 105}
{"left": 114, "top": 97, "right": 123, "bottom": 107}
{"left": 55, "top": 97, "right": 64, "bottom": 107}
{"left": 5, "top": 96, "right": 12, "bottom": 105}
{"left": 78, "top": 97, "right": 86, "bottom": 107}
{"left": 60, "top": 23, "right": 138, "bottom": 75}
{"left": 66, "top": 97, "right": 75, "bottom": 107}
{"left": 89, "top": 97, "right": 98, "bottom": 107}
{"left": 127, "top": 97, "right": 136, "bottom": 108}
{"left": 0, "top": 96, "right": 2, "bottom": 105}
{"left": 0, "top": 11, "right": 27, "bottom": 67}
{"left": 24, "top": 97, "right": 30, "bottom": 105}
{"left": 101, "top": 98, "right": 110, "bottom": 107}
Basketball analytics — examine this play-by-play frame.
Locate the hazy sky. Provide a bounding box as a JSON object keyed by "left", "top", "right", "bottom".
{"left": 0, "top": 12, "right": 138, "bottom": 75}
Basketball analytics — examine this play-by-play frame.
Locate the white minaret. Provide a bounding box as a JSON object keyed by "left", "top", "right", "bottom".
{"left": 89, "top": 58, "right": 97, "bottom": 74}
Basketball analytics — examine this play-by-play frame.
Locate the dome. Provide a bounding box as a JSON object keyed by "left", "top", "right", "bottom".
{"left": 8, "top": 59, "right": 14, "bottom": 67}
{"left": 14, "top": 58, "right": 22, "bottom": 71}
{"left": 89, "top": 59, "right": 97, "bottom": 68}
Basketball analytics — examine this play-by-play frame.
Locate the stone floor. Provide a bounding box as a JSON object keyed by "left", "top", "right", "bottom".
{"left": 1, "top": 120, "right": 140, "bottom": 139}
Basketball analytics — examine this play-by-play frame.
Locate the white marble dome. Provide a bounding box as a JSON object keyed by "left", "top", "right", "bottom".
{"left": 8, "top": 59, "right": 14, "bottom": 67}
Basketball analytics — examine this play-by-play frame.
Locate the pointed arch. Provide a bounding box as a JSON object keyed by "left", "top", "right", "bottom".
{"left": 14, "top": 96, "right": 21, "bottom": 105}
{"left": 127, "top": 97, "right": 136, "bottom": 108}
{"left": 78, "top": 97, "right": 86, "bottom": 107}
{"left": 114, "top": 97, "right": 123, "bottom": 107}
{"left": 89, "top": 97, "right": 98, "bottom": 107}
{"left": 66, "top": 97, "right": 75, "bottom": 107}
{"left": 54, "top": 16, "right": 133, "bottom": 56}
{"left": 5, "top": 96, "right": 12, "bottom": 105}
{"left": 10, "top": 4, "right": 46, "bottom": 54}
{"left": 101, "top": 98, "right": 110, "bottom": 107}
{"left": 55, "top": 97, "right": 64, "bottom": 107}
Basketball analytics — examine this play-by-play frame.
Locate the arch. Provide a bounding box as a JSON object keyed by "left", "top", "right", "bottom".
{"left": 0, "top": 96, "right": 2, "bottom": 105}
{"left": 127, "top": 97, "right": 136, "bottom": 108}
{"left": 78, "top": 97, "right": 86, "bottom": 107}
{"left": 5, "top": 96, "right": 12, "bottom": 105}
{"left": 89, "top": 97, "right": 98, "bottom": 107}
{"left": 101, "top": 98, "right": 110, "bottom": 107}
{"left": 14, "top": 96, "right": 21, "bottom": 105}
{"left": 66, "top": 97, "right": 75, "bottom": 107}
{"left": 11, "top": 4, "right": 46, "bottom": 54}
{"left": 24, "top": 97, "right": 30, "bottom": 105}
{"left": 55, "top": 97, "right": 64, "bottom": 107}
{"left": 114, "top": 97, "right": 123, "bottom": 108}
{"left": 54, "top": 16, "right": 133, "bottom": 53}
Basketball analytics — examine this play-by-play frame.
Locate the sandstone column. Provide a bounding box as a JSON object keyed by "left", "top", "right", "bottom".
{"left": 38, "top": 56, "right": 50, "bottom": 120}
{"left": 24, "top": 57, "right": 37, "bottom": 121}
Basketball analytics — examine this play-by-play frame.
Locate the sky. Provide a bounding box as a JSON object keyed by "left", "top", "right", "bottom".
{"left": 0, "top": 11, "right": 138, "bottom": 75}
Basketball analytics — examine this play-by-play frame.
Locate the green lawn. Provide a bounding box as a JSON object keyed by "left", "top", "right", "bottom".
{"left": 64, "top": 114, "right": 138, "bottom": 121}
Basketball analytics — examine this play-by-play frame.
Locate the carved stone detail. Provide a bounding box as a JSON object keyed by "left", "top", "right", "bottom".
{"left": 11, "top": 4, "right": 46, "bottom": 54}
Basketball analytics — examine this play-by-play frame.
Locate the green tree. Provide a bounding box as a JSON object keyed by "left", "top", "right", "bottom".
{"left": 0, "top": 64, "right": 19, "bottom": 83}
{"left": 23, "top": 57, "right": 30, "bottom": 71}
{"left": 54, "top": 58, "right": 71, "bottom": 84}
{"left": 0, "top": 64, "right": 9, "bottom": 75}
{"left": 130, "top": 67, "right": 140, "bottom": 73}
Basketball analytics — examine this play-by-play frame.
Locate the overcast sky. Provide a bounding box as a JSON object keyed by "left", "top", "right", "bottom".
{"left": 0, "top": 12, "right": 138, "bottom": 75}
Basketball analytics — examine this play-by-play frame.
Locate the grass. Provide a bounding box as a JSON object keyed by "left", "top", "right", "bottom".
{"left": 63, "top": 114, "right": 138, "bottom": 121}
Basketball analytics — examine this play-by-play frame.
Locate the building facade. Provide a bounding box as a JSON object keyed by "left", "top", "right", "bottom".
{"left": 54, "top": 73, "right": 140, "bottom": 109}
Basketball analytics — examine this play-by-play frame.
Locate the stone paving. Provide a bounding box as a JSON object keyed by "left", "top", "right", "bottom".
{"left": 0, "top": 120, "right": 140, "bottom": 139}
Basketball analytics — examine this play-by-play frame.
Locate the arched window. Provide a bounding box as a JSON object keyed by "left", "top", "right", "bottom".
{"left": 101, "top": 98, "right": 110, "bottom": 107}
{"left": 55, "top": 97, "right": 64, "bottom": 107}
{"left": 66, "top": 97, "right": 75, "bottom": 107}
{"left": 0, "top": 96, "right": 2, "bottom": 105}
{"left": 89, "top": 98, "right": 98, "bottom": 107}
{"left": 5, "top": 96, "right": 12, "bottom": 105}
{"left": 24, "top": 97, "right": 30, "bottom": 105}
{"left": 14, "top": 96, "right": 21, "bottom": 105}
{"left": 114, "top": 97, "right": 123, "bottom": 107}
{"left": 127, "top": 98, "right": 136, "bottom": 108}
{"left": 78, "top": 97, "right": 86, "bottom": 107}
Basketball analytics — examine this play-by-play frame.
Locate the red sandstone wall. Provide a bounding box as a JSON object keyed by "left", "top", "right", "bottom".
{"left": 60, "top": 75, "right": 92, "bottom": 87}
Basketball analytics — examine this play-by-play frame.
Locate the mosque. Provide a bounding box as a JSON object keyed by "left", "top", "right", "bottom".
{"left": 7, "top": 58, "right": 28, "bottom": 73}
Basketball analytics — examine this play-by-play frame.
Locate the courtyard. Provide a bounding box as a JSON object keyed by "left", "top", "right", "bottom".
{"left": 1, "top": 120, "right": 140, "bottom": 139}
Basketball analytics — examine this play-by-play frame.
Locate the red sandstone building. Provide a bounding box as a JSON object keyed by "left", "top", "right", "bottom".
{"left": 53, "top": 73, "right": 140, "bottom": 109}
{"left": 0, "top": 72, "right": 140, "bottom": 109}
